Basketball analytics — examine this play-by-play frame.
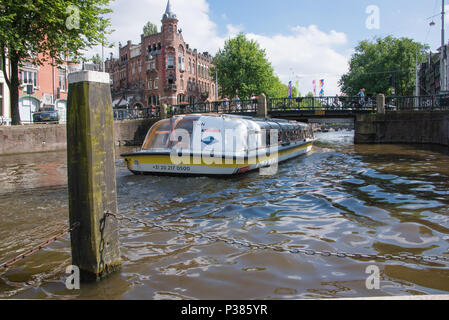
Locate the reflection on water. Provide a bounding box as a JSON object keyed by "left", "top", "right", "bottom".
{"left": 0, "top": 131, "right": 448, "bottom": 299}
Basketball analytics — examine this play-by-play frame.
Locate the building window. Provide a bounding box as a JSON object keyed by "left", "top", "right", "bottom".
{"left": 19, "top": 70, "right": 38, "bottom": 88}
{"left": 154, "top": 77, "right": 159, "bottom": 89}
{"left": 58, "top": 68, "right": 67, "bottom": 91}
{"left": 167, "top": 56, "right": 175, "bottom": 69}
{"left": 178, "top": 55, "right": 185, "bottom": 72}
{"left": 148, "top": 79, "right": 153, "bottom": 89}
{"left": 180, "top": 75, "right": 184, "bottom": 90}
{"left": 149, "top": 95, "right": 160, "bottom": 106}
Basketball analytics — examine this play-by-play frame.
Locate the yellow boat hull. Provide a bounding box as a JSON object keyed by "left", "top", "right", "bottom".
{"left": 122, "top": 142, "right": 314, "bottom": 176}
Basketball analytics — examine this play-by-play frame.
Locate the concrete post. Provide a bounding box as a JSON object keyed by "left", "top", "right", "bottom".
{"left": 161, "top": 104, "right": 168, "bottom": 119}
{"left": 66, "top": 71, "right": 121, "bottom": 282}
{"left": 257, "top": 93, "right": 268, "bottom": 118}
{"left": 377, "top": 94, "right": 385, "bottom": 114}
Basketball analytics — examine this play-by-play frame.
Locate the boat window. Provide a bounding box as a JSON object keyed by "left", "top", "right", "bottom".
{"left": 170, "top": 116, "right": 200, "bottom": 149}
{"left": 176, "top": 117, "right": 199, "bottom": 135}
{"left": 142, "top": 119, "right": 173, "bottom": 150}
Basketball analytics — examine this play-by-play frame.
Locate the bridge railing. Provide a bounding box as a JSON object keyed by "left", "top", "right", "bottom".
{"left": 268, "top": 96, "right": 376, "bottom": 113}
{"left": 385, "top": 95, "right": 449, "bottom": 111}
{"left": 113, "top": 107, "right": 160, "bottom": 121}
{"left": 169, "top": 99, "right": 257, "bottom": 116}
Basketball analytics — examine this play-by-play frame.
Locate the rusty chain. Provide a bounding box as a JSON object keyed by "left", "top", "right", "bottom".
{"left": 0, "top": 222, "right": 80, "bottom": 270}
{"left": 105, "top": 212, "right": 449, "bottom": 265}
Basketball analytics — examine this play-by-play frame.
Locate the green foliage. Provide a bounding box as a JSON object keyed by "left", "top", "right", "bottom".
{"left": 339, "top": 36, "right": 428, "bottom": 96}
{"left": 212, "top": 33, "right": 290, "bottom": 99}
{"left": 91, "top": 53, "right": 102, "bottom": 65}
{"left": 0, "top": 0, "right": 113, "bottom": 124}
{"left": 265, "top": 77, "right": 298, "bottom": 98}
{"left": 143, "top": 21, "right": 158, "bottom": 37}
{"left": 0, "top": 0, "right": 113, "bottom": 65}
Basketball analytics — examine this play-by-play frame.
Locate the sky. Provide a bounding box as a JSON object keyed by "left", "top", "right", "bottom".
{"left": 90, "top": 0, "right": 448, "bottom": 96}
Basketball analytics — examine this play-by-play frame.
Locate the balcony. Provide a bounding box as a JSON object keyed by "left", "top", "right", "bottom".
{"left": 164, "top": 84, "right": 177, "bottom": 92}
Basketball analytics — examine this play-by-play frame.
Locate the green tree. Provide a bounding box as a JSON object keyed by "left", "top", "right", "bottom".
{"left": 339, "top": 36, "right": 428, "bottom": 96}
{"left": 91, "top": 53, "right": 103, "bottom": 65}
{"left": 265, "top": 76, "right": 297, "bottom": 98}
{"left": 143, "top": 21, "right": 158, "bottom": 37}
{"left": 0, "top": 0, "right": 113, "bottom": 125}
{"left": 211, "top": 33, "right": 279, "bottom": 99}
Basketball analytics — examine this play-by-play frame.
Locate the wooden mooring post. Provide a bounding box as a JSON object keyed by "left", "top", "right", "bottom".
{"left": 66, "top": 71, "right": 121, "bottom": 282}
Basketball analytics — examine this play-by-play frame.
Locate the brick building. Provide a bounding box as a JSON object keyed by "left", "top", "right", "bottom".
{"left": 105, "top": 0, "right": 217, "bottom": 109}
{"left": 0, "top": 53, "right": 79, "bottom": 125}
{"left": 417, "top": 44, "right": 449, "bottom": 96}
{"left": 17, "top": 54, "right": 79, "bottom": 123}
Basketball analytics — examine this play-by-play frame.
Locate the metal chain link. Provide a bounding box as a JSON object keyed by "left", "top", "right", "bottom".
{"left": 105, "top": 212, "right": 449, "bottom": 264}
{"left": 0, "top": 222, "right": 80, "bottom": 270}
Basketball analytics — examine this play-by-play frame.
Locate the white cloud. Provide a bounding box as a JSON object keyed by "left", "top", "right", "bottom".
{"left": 85, "top": 0, "right": 350, "bottom": 96}
{"left": 247, "top": 25, "right": 350, "bottom": 96}
{"left": 92, "top": 0, "right": 231, "bottom": 58}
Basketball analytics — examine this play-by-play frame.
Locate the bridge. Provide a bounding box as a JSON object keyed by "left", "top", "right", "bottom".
{"left": 113, "top": 95, "right": 373, "bottom": 121}
{"left": 113, "top": 94, "right": 449, "bottom": 122}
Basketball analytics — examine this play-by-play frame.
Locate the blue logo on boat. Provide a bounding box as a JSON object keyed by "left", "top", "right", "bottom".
{"left": 202, "top": 136, "right": 217, "bottom": 145}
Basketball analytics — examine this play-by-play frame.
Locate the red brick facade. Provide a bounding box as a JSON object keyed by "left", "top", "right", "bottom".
{"left": 17, "top": 53, "right": 78, "bottom": 123}
{"left": 105, "top": 1, "right": 216, "bottom": 108}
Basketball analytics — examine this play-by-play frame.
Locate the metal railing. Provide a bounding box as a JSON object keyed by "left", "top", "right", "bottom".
{"left": 169, "top": 99, "right": 258, "bottom": 116}
{"left": 269, "top": 96, "right": 376, "bottom": 113}
{"left": 385, "top": 95, "right": 449, "bottom": 111}
{"left": 113, "top": 107, "right": 160, "bottom": 121}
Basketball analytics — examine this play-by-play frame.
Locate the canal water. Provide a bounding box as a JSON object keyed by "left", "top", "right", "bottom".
{"left": 0, "top": 131, "right": 448, "bottom": 299}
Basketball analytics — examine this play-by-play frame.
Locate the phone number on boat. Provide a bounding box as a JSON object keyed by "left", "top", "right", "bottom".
{"left": 152, "top": 165, "right": 191, "bottom": 172}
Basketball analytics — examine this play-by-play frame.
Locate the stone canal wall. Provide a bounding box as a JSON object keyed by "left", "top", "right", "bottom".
{"left": 113, "top": 118, "right": 159, "bottom": 147}
{"left": 0, "top": 118, "right": 159, "bottom": 155}
{"left": 355, "top": 112, "right": 449, "bottom": 147}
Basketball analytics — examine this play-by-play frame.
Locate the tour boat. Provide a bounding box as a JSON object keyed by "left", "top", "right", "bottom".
{"left": 121, "top": 114, "right": 315, "bottom": 176}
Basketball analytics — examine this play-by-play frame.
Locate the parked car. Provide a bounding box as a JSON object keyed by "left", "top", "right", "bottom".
{"left": 385, "top": 104, "right": 397, "bottom": 111}
{"left": 33, "top": 111, "right": 59, "bottom": 124}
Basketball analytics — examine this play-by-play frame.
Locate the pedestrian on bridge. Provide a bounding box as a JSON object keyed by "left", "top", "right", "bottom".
{"left": 357, "top": 88, "right": 366, "bottom": 109}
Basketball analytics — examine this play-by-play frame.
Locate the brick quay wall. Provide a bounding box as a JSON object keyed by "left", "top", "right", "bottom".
{"left": 355, "top": 112, "right": 449, "bottom": 147}
{"left": 0, "top": 119, "right": 159, "bottom": 155}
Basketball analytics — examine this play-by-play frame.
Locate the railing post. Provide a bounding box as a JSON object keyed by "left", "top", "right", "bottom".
{"left": 257, "top": 93, "right": 268, "bottom": 118}
{"left": 66, "top": 71, "right": 121, "bottom": 282}
{"left": 376, "top": 94, "right": 385, "bottom": 114}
